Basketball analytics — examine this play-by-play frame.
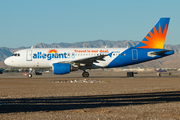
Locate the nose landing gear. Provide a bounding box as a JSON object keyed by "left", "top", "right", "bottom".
{"left": 27, "top": 68, "right": 33, "bottom": 78}
{"left": 28, "top": 73, "right": 32, "bottom": 78}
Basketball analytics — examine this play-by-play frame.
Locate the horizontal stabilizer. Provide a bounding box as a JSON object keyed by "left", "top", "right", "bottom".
{"left": 150, "top": 50, "right": 173, "bottom": 55}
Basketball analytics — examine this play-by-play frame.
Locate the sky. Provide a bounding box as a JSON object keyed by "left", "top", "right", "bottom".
{"left": 0, "top": 0, "right": 179, "bottom": 48}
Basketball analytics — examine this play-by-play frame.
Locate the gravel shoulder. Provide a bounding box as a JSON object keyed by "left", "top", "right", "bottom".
{"left": 0, "top": 71, "right": 180, "bottom": 119}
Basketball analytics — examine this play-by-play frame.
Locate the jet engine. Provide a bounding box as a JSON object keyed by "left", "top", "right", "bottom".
{"left": 53, "top": 63, "right": 78, "bottom": 75}
{"left": 0, "top": 69, "right": 4, "bottom": 74}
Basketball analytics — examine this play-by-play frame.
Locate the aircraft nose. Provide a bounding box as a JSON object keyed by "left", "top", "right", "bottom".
{"left": 4, "top": 57, "right": 11, "bottom": 66}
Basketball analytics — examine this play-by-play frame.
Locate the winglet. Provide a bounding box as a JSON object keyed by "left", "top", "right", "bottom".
{"left": 135, "top": 18, "right": 170, "bottom": 49}
{"left": 107, "top": 52, "right": 113, "bottom": 57}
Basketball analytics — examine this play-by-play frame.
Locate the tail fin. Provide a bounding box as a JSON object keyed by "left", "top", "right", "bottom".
{"left": 135, "top": 18, "right": 170, "bottom": 49}
{"left": 154, "top": 68, "right": 158, "bottom": 72}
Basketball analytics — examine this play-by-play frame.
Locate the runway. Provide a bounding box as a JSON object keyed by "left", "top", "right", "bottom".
{"left": 1, "top": 71, "right": 180, "bottom": 119}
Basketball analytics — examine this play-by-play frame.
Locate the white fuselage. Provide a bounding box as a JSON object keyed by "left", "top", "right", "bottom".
{"left": 4, "top": 48, "right": 127, "bottom": 69}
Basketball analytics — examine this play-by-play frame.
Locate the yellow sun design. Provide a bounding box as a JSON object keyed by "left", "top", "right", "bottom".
{"left": 138, "top": 23, "right": 167, "bottom": 49}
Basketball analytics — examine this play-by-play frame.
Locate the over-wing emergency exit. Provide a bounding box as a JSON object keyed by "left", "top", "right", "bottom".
{"left": 4, "top": 18, "right": 174, "bottom": 78}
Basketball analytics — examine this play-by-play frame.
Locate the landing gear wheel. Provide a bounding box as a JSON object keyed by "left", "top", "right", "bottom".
{"left": 158, "top": 73, "right": 161, "bottom": 77}
{"left": 28, "top": 73, "right": 32, "bottom": 78}
{"left": 82, "top": 72, "right": 89, "bottom": 77}
{"left": 169, "top": 72, "right": 172, "bottom": 77}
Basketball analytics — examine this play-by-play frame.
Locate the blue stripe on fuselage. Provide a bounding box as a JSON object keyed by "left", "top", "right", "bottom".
{"left": 107, "top": 48, "right": 173, "bottom": 68}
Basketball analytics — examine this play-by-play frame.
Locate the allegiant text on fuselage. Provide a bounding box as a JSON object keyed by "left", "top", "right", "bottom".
{"left": 33, "top": 52, "right": 69, "bottom": 60}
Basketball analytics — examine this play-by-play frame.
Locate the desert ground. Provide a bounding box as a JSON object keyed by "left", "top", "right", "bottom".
{"left": 0, "top": 70, "right": 180, "bottom": 120}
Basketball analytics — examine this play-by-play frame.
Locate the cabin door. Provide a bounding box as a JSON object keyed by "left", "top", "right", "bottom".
{"left": 26, "top": 50, "right": 32, "bottom": 61}
{"left": 132, "top": 49, "right": 138, "bottom": 60}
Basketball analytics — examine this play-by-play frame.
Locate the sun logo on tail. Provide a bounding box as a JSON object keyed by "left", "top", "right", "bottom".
{"left": 138, "top": 23, "right": 167, "bottom": 49}
{"left": 135, "top": 18, "right": 170, "bottom": 49}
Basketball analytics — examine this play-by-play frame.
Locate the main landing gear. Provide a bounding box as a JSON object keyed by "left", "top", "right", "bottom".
{"left": 82, "top": 71, "right": 89, "bottom": 77}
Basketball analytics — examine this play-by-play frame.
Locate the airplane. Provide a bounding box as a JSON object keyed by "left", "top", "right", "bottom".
{"left": 154, "top": 68, "right": 167, "bottom": 77}
{"left": 154, "top": 68, "right": 177, "bottom": 77}
{"left": 4, "top": 18, "right": 174, "bottom": 78}
{"left": 154, "top": 68, "right": 167, "bottom": 72}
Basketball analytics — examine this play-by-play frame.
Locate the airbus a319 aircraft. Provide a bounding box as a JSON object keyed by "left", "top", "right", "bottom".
{"left": 4, "top": 18, "right": 174, "bottom": 78}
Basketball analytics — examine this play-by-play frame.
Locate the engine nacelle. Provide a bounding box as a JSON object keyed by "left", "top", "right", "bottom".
{"left": 0, "top": 69, "right": 4, "bottom": 74}
{"left": 53, "top": 63, "right": 78, "bottom": 75}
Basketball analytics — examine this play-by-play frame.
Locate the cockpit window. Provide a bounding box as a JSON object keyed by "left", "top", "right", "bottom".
{"left": 12, "top": 53, "right": 20, "bottom": 57}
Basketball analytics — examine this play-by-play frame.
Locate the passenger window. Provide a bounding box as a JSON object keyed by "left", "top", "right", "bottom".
{"left": 18, "top": 54, "right": 20, "bottom": 56}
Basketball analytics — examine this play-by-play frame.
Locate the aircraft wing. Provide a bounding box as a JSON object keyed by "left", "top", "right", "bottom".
{"left": 58, "top": 53, "right": 112, "bottom": 66}
{"left": 72, "top": 55, "right": 107, "bottom": 64}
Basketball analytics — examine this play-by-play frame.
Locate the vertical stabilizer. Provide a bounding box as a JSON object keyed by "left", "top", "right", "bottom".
{"left": 135, "top": 18, "right": 170, "bottom": 49}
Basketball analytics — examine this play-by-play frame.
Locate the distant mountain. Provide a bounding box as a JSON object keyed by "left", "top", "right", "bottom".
{"left": 0, "top": 47, "right": 29, "bottom": 61}
{"left": 0, "top": 40, "right": 179, "bottom": 68}
{"left": 34, "top": 40, "right": 140, "bottom": 48}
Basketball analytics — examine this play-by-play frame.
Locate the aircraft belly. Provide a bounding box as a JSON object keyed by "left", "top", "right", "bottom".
{"left": 21, "top": 60, "right": 51, "bottom": 68}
